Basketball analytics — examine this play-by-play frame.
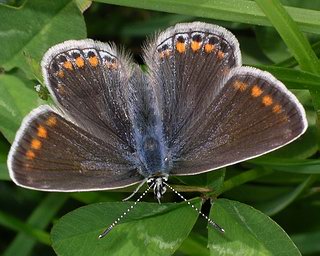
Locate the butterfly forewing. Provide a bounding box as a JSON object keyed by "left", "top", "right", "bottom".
{"left": 144, "top": 22, "right": 241, "bottom": 148}
{"left": 41, "top": 40, "right": 135, "bottom": 149}
{"left": 8, "top": 106, "right": 143, "bottom": 191}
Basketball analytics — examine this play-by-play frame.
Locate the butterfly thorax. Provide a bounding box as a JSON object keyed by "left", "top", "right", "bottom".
{"left": 137, "top": 134, "right": 172, "bottom": 178}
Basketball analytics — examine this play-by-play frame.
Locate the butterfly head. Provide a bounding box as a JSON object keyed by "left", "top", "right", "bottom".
{"left": 147, "top": 174, "right": 168, "bottom": 203}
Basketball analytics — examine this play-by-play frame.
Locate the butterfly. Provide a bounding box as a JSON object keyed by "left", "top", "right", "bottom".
{"left": 8, "top": 22, "right": 307, "bottom": 235}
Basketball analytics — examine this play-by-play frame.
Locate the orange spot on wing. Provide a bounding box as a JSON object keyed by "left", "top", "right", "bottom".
{"left": 191, "top": 41, "right": 201, "bottom": 52}
{"left": 63, "top": 61, "right": 73, "bottom": 70}
{"left": 176, "top": 42, "right": 186, "bottom": 53}
{"left": 233, "top": 80, "right": 247, "bottom": 91}
{"left": 31, "top": 139, "right": 41, "bottom": 150}
{"left": 273, "top": 104, "right": 282, "bottom": 114}
{"left": 204, "top": 43, "right": 215, "bottom": 53}
{"left": 262, "top": 95, "right": 273, "bottom": 106}
{"left": 89, "top": 56, "right": 99, "bottom": 67}
{"left": 251, "top": 85, "right": 263, "bottom": 97}
{"left": 37, "top": 125, "right": 47, "bottom": 138}
{"left": 75, "top": 57, "right": 85, "bottom": 68}
{"left": 46, "top": 116, "right": 57, "bottom": 127}
{"left": 57, "top": 70, "right": 64, "bottom": 78}
{"left": 217, "top": 51, "right": 225, "bottom": 59}
{"left": 26, "top": 150, "right": 35, "bottom": 160}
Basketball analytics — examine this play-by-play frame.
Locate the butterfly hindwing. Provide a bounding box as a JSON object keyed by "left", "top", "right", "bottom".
{"left": 170, "top": 67, "right": 307, "bottom": 175}
{"left": 8, "top": 106, "right": 143, "bottom": 191}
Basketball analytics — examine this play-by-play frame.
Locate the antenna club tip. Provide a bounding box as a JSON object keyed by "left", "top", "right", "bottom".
{"left": 220, "top": 228, "right": 225, "bottom": 233}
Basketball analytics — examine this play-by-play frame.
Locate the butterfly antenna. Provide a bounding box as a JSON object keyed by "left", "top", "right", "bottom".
{"left": 98, "top": 181, "right": 154, "bottom": 239}
{"left": 163, "top": 181, "right": 225, "bottom": 233}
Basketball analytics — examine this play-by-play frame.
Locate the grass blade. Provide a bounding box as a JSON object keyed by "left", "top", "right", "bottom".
{"left": 95, "top": 0, "right": 320, "bottom": 34}
{"left": 3, "top": 194, "right": 68, "bottom": 256}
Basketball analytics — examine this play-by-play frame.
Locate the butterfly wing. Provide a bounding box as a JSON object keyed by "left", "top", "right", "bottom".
{"left": 8, "top": 40, "right": 146, "bottom": 191}
{"left": 144, "top": 22, "right": 240, "bottom": 147}
{"left": 170, "top": 67, "right": 307, "bottom": 175}
{"left": 144, "top": 22, "right": 307, "bottom": 175}
{"left": 8, "top": 106, "right": 143, "bottom": 191}
{"left": 41, "top": 39, "right": 135, "bottom": 149}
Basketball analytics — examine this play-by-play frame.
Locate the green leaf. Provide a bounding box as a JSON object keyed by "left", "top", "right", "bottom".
{"left": 206, "top": 168, "right": 225, "bottom": 195}
{"left": 51, "top": 201, "right": 200, "bottom": 256}
{"left": 75, "top": 0, "right": 92, "bottom": 13}
{"left": 280, "top": 0, "right": 320, "bottom": 10}
{"left": 95, "top": 0, "right": 320, "bottom": 35}
{"left": 177, "top": 232, "right": 209, "bottom": 256}
{"left": 0, "top": 0, "right": 87, "bottom": 78}
{"left": 255, "top": 27, "right": 292, "bottom": 63}
{"left": 275, "top": 41, "right": 320, "bottom": 68}
{"left": 208, "top": 199, "right": 301, "bottom": 256}
{"left": 0, "top": 74, "right": 44, "bottom": 143}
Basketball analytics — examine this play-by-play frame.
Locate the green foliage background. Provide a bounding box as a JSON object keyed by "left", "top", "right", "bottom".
{"left": 0, "top": 0, "right": 320, "bottom": 255}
